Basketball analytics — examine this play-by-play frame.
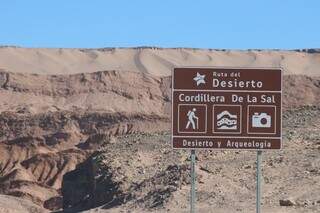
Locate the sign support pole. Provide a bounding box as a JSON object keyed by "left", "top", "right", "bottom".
{"left": 256, "top": 150, "right": 262, "bottom": 213}
{"left": 190, "top": 149, "right": 196, "bottom": 213}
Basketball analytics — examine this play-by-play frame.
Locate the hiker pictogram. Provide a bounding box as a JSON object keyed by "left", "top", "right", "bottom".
{"left": 186, "top": 108, "right": 199, "bottom": 130}
{"left": 178, "top": 104, "right": 207, "bottom": 133}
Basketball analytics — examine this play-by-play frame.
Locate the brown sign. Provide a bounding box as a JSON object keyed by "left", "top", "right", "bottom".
{"left": 172, "top": 67, "right": 282, "bottom": 150}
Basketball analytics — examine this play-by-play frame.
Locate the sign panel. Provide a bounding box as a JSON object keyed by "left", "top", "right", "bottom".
{"left": 172, "top": 67, "right": 282, "bottom": 150}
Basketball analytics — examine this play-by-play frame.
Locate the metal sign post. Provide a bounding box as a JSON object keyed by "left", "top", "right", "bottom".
{"left": 171, "top": 67, "right": 282, "bottom": 212}
{"left": 256, "top": 150, "right": 262, "bottom": 213}
{"left": 190, "top": 149, "right": 196, "bottom": 213}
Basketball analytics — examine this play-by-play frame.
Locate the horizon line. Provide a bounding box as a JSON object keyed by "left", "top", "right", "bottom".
{"left": 0, "top": 45, "right": 320, "bottom": 53}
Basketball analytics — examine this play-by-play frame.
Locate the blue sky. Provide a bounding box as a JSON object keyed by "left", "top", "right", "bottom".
{"left": 0, "top": 0, "right": 319, "bottom": 49}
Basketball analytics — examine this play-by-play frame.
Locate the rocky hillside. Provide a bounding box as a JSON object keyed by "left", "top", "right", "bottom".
{"left": 0, "top": 70, "right": 319, "bottom": 115}
{"left": 0, "top": 69, "right": 171, "bottom": 115}
{"left": 65, "top": 106, "right": 320, "bottom": 213}
{"left": 0, "top": 48, "right": 319, "bottom": 212}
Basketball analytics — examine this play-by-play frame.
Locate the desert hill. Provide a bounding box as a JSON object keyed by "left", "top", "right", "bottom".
{"left": 0, "top": 47, "right": 320, "bottom": 76}
{"left": 0, "top": 47, "right": 319, "bottom": 212}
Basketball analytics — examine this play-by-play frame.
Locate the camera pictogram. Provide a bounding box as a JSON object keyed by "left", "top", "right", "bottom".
{"left": 252, "top": 112, "right": 271, "bottom": 128}
{"left": 247, "top": 106, "right": 276, "bottom": 134}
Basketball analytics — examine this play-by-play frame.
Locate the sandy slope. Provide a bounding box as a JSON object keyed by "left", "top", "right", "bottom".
{"left": 0, "top": 47, "right": 320, "bottom": 76}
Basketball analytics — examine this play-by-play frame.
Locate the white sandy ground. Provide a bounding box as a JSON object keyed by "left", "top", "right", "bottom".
{"left": 0, "top": 47, "right": 320, "bottom": 76}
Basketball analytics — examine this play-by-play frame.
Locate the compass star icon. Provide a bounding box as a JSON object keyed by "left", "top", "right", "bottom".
{"left": 193, "top": 72, "right": 206, "bottom": 86}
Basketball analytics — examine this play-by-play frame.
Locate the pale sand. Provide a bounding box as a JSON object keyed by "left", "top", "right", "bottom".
{"left": 0, "top": 47, "right": 319, "bottom": 76}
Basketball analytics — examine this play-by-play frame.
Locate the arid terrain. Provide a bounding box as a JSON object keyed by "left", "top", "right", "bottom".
{"left": 0, "top": 47, "right": 319, "bottom": 213}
